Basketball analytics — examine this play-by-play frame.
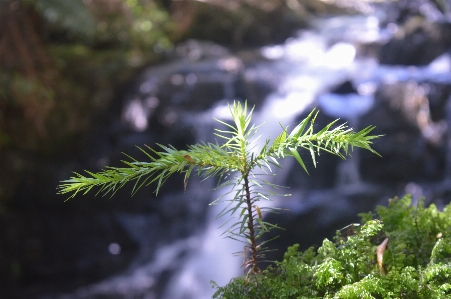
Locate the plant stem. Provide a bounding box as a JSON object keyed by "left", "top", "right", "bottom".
{"left": 243, "top": 172, "right": 260, "bottom": 274}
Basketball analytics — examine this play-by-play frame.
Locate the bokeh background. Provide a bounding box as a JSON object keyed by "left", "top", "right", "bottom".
{"left": 1, "top": 0, "right": 451, "bottom": 298}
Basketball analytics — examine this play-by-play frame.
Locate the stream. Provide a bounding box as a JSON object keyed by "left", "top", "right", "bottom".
{"left": 51, "top": 2, "right": 451, "bottom": 299}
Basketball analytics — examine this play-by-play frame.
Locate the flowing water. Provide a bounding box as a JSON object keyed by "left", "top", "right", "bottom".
{"left": 54, "top": 5, "right": 451, "bottom": 299}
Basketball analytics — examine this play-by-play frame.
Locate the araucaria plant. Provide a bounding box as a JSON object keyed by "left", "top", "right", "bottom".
{"left": 58, "top": 101, "right": 381, "bottom": 276}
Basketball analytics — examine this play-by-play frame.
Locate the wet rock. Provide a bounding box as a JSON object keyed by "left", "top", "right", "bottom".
{"left": 331, "top": 80, "right": 357, "bottom": 94}
{"left": 379, "top": 16, "right": 451, "bottom": 66}
{"left": 360, "top": 80, "right": 451, "bottom": 184}
{"left": 171, "top": 1, "right": 309, "bottom": 48}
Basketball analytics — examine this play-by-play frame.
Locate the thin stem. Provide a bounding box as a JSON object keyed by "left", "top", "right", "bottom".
{"left": 243, "top": 172, "right": 260, "bottom": 274}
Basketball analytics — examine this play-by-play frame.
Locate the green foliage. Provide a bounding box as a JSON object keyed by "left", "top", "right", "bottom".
{"left": 27, "top": 0, "right": 175, "bottom": 50}
{"left": 1, "top": 0, "right": 175, "bottom": 157}
{"left": 32, "top": 0, "right": 97, "bottom": 42}
{"left": 58, "top": 101, "right": 381, "bottom": 274}
{"left": 213, "top": 195, "right": 451, "bottom": 299}
{"left": 374, "top": 196, "right": 451, "bottom": 268}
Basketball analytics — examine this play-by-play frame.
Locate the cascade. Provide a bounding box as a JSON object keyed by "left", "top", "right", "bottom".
{"left": 54, "top": 4, "right": 451, "bottom": 298}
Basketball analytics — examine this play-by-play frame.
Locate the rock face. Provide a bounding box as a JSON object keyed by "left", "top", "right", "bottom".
{"left": 361, "top": 80, "right": 450, "bottom": 183}
{"left": 169, "top": 0, "right": 347, "bottom": 48}
{"left": 379, "top": 17, "right": 451, "bottom": 65}
{"left": 2, "top": 5, "right": 451, "bottom": 299}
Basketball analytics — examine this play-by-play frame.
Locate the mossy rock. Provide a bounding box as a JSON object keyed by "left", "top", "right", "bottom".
{"left": 213, "top": 194, "right": 451, "bottom": 299}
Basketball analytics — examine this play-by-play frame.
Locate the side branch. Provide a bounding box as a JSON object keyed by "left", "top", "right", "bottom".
{"left": 58, "top": 143, "right": 239, "bottom": 199}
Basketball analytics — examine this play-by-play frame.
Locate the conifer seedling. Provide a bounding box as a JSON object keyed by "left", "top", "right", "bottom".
{"left": 58, "top": 101, "right": 381, "bottom": 275}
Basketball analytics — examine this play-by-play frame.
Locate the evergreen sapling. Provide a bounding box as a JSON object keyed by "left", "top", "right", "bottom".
{"left": 58, "top": 101, "right": 381, "bottom": 276}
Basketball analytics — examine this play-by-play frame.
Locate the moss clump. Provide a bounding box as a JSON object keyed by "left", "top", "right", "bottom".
{"left": 212, "top": 194, "right": 451, "bottom": 299}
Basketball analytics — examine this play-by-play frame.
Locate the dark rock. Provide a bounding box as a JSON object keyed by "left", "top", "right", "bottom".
{"left": 360, "top": 80, "right": 451, "bottom": 184}
{"left": 331, "top": 80, "right": 357, "bottom": 94}
{"left": 174, "top": 1, "right": 309, "bottom": 48}
{"left": 235, "top": 65, "right": 280, "bottom": 107}
{"left": 379, "top": 17, "right": 451, "bottom": 66}
{"left": 379, "top": 0, "right": 451, "bottom": 24}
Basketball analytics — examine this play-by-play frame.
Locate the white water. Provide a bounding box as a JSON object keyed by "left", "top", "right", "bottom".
{"left": 162, "top": 13, "right": 388, "bottom": 299}
{"left": 58, "top": 9, "right": 451, "bottom": 299}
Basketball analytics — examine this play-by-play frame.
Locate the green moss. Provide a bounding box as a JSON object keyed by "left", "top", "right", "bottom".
{"left": 213, "top": 195, "right": 451, "bottom": 299}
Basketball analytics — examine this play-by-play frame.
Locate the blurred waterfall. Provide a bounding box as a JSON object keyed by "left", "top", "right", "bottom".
{"left": 53, "top": 6, "right": 451, "bottom": 299}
